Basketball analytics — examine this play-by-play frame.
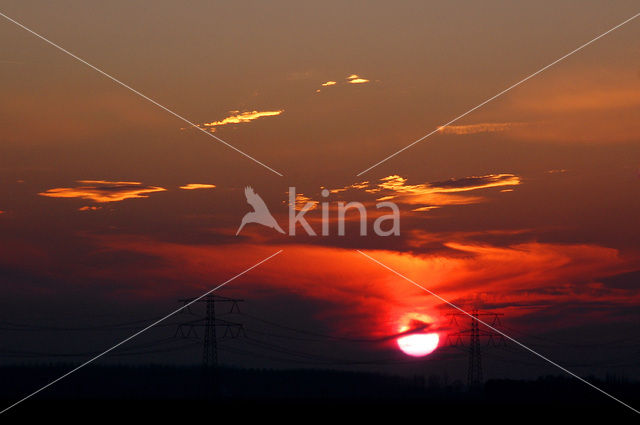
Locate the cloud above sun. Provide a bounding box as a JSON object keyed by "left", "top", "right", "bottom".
{"left": 39, "top": 180, "right": 166, "bottom": 203}
{"left": 194, "top": 110, "right": 283, "bottom": 133}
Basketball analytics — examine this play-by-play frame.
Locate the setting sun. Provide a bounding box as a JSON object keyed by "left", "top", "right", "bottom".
{"left": 397, "top": 333, "right": 440, "bottom": 357}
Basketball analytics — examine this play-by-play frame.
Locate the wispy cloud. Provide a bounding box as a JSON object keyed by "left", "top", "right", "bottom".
{"left": 380, "top": 174, "right": 520, "bottom": 210}
{"left": 438, "top": 122, "right": 524, "bottom": 135}
{"left": 328, "top": 181, "right": 369, "bottom": 194}
{"left": 328, "top": 174, "right": 520, "bottom": 211}
{"left": 411, "top": 206, "right": 439, "bottom": 212}
{"left": 423, "top": 174, "right": 521, "bottom": 193}
{"left": 285, "top": 192, "right": 318, "bottom": 211}
{"left": 194, "top": 110, "right": 283, "bottom": 133}
{"left": 179, "top": 183, "right": 216, "bottom": 190}
{"left": 39, "top": 180, "right": 166, "bottom": 203}
{"left": 321, "top": 81, "right": 337, "bottom": 87}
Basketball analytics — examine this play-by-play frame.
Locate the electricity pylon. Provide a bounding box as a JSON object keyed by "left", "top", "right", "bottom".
{"left": 447, "top": 309, "right": 505, "bottom": 389}
{"left": 176, "top": 294, "right": 245, "bottom": 368}
{"left": 203, "top": 296, "right": 217, "bottom": 367}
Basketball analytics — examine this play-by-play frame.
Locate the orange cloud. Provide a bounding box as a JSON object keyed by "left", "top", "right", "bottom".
{"left": 347, "top": 74, "right": 369, "bottom": 84}
{"left": 316, "top": 75, "right": 370, "bottom": 92}
{"left": 376, "top": 174, "right": 520, "bottom": 195}
{"left": 179, "top": 183, "right": 216, "bottom": 190}
{"left": 39, "top": 180, "right": 166, "bottom": 203}
{"left": 329, "top": 181, "right": 369, "bottom": 194}
{"left": 328, "top": 174, "right": 520, "bottom": 210}
{"left": 411, "top": 206, "right": 439, "bottom": 212}
{"left": 438, "top": 122, "right": 525, "bottom": 135}
{"left": 286, "top": 192, "right": 318, "bottom": 211}
{"left": 198, "top": 110, "right": 283, "bottom": 132}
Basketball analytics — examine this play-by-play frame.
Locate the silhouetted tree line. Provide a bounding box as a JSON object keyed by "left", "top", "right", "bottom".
{"left": 0, "top": 365, "right": 638, "bottom": 420}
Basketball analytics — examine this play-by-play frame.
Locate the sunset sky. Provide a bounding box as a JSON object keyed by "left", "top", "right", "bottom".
{"left": 1, "top": 1, "right": 640, "bottom": 383}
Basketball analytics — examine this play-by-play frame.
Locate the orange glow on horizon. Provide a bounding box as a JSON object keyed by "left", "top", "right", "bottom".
{"left": 81, "top": 235, "right": 640, "bottom": 341}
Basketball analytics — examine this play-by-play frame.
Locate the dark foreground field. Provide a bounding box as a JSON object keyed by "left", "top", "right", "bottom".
{"left": 0, "top": 365, "right": 638, "bottom": 421}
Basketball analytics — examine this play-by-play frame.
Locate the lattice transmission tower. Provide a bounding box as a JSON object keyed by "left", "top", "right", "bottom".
{"left": 175, "top": 294, "right": 245, "bottom": 368}
{"left": 447, "top": 309, "right": 505, "bottom": 389}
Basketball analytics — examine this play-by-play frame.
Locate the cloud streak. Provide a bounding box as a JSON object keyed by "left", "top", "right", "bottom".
{"left": 196, "top": 110, "right": 283, "bottom": 133}
{"left": 438, "top": 122, "right": 524, "bottom": 135}
{"left": 39, "top": 180, "right": 166, "bottom": 203}
{"left": 179, "top": 184, "right": 216, "bottom": 190}
{"left": 328, "top": 174, "right": 521, "bottom": 211}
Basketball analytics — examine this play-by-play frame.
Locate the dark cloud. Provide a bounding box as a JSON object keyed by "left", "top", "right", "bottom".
{"left": 430, "top": 174, "right": 521, "bottom": 191}
{"left": 599, "top": 270, "right": 640, "bottom": 290}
